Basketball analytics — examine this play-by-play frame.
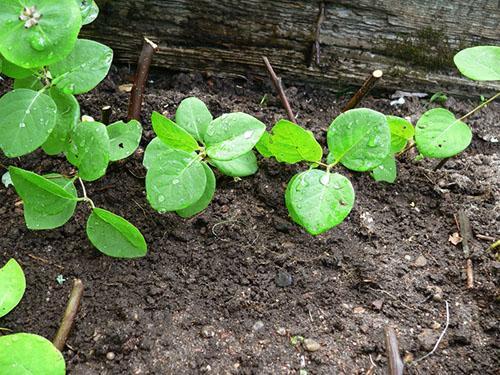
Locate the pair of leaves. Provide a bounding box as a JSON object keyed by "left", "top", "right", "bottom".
{"left": 327, "top": 108, "right": 391, "bottom": 172}
{"left": 256, "top": 119, "right": 323, "bottom": 164}
{"left": 0, "top": 333, "right": 65, "bottom": 374}
{"left": 286, "top": 170, "right": 355, "bottom": 235}
{"left": 0, "top": 0, "right": 82, "bottom": 68}
{"left": 9, "top": 167, "right": 147, "bottom": 258}
{"left": 371, "top": 116, "right": 414, "bottom": 184}
{"left": 0, "top": 259, "right": 25, "bottom": 318}
{"left": 66, "top": 119, "right": 142, "bottom": 181}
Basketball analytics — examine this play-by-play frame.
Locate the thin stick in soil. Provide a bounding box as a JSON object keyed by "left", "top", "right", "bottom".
{"left": 53, "top": 279, "right": 84, "bottom": 351}
{"left": 127, "top": 37, "right": 159, "bottom": 121}
{"left": 101, "top": 105, "right": 112, "bottom": 125}
{"left": 458, "top": 209, "right": 474, "bottom": 288}
{"left": 262, "top": 56, "right": 296, "bottom": 123}
{"left": 384, "top": 326, "right": 404, "bottom": 375}
{"left": 342, "top": 70, "right": 383, "bottom": 112}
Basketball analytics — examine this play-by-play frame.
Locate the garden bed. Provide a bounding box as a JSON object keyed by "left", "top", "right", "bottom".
{"left": 1, "top": 68, "right": 498, "bottom": 374}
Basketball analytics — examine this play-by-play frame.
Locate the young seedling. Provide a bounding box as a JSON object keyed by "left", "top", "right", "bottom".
{"left": 0, "top": 0, "right": 147, "bottom": 258}
{"left": 144, "top": 97, "right": 266, "bottom": 217}
{"left": 0, "top": 259, "right": 66, "bottom": 374}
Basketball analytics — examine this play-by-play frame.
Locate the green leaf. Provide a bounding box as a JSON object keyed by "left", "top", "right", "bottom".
{"left": 107, "top": 120, "right": 142, "bottom": 161}
{"left": 454, "top": 46, "right": 500, "bottom": 81}
{"left": 285, "top": 169, "right": 355, "bottom": 235}
{"left": 13, "top": 75, "right": 44, "bottom": 90}
{"left": 175, "top": 97, "right": 213, "bottom": 142}
{"left": 387, "top": 115, "right": 414, "bottom": 153}
{"left": 177, "top": 162, "right": 216, "bottom": 218}
{"left": 0, "top": 333, "right": 65, "bottom": 374}
{"left": 255, "top": 131, "right": 273, "bottom": 157}
{"left": 415, "top": 108, "right": 472, "bottom": 158}
{"left": 210, "top": 151, "right": 258, "bottom": 177}
{"left": 143, "top": 137, "right": 175, "bottom": 170}
{"left": 0, "top": 0, "right": 82, "bottom": 68}
{"left": 284, "top": 174, "right": 303, "bottom": 227}
{"left": 66, "top": 121, "right": 110, "bottom": 181}
{"left": 42, "top": 87, "right": 80, "bottom": 155}
{"left": 327, "top": 108, "right": 390, "bottom": 171}
{"left": 371, "top": 155, "right": 397, "bottom": 183}
{"left": 50, "top": 39, "right": 113, "bottom": 94}
{"left": 86, "top": 208, "right": 147, "bottom": 258}
{"left": 0, "top": 259, "right": 25, "bottom": 318}
{"left": 9, "top": 167, "right": 78, "bottom": 229}
{"left": 0, "top": 55, "right": 36, "bottom": 78}
{"left": 205, "top": 113, "right": 266, "bottom": 161}
{"left": 146, "top": 150, "right": 207, "bottom": 212}
{"left": 77, "top": 0, "right": 99, "bottom": 25}
{"left": 0, "top": 89, "right": 57, "bottom": 157}
{"left": 265, "top": 119, "right": 322, "bottom": 163}
{"left": 429, "top": 92, "right": 448, "bottom": 104}
{"left": 151, "top": 111, "right": 199, "bottom": 152}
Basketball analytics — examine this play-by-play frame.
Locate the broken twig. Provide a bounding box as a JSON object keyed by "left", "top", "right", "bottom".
{"left": 384, "top": 326, "right": 404, "bottom": 375}
{"left": 458, "top": 209, "right": 474, "bottom": 288}
{"left": 127, "top": 37, "right": 159, "bottom": 121}
{"left": 101, "top": 105, "right": 112, "bottom": 125}
{"left": 413, "top": 301, "right": 450, "bottom": 364}
{"left": 262, "top": 56, "right": 295, "bottom": 123}
{"left": 53, "top": 279, "right": 84, "bottom": 351}
{"left": 342, "top": 70, "right": 383, "bottom": 112}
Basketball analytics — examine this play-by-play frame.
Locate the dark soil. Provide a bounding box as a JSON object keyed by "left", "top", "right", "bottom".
{"left": 1, "top": 68, "right": 499, "bottom": 374}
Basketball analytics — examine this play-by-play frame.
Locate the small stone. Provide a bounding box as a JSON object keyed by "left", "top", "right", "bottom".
{"left": 303, "top": 338, "right": 321, "bottom": 352}
{"left": 414, "top": 255, "right": 427, "bottom": 267}
{"left": 201, "top": 325, "right": 215, "bottom": 338}
{"left": 371, "top": 299, "right": 384, "bottom": 311}
{"left": 426, "top": 285, "right": 443, "bottom": 302}
{"left": 404, "top": 255, "right": 412, "bottom": 261}
{"left": 403, "top": 352, "right": 414, "bottom": 363}
{"left": 252, "top": 320, "right": 264, "bottom": 331}
{"left": 353, "top": 306, "right": 366, "bottom": 314}
{"left": 275, "top": 270, "right": 293, "bottom": 287}
{"left": 106, "top": 352, "right": 116, "bottom": 361}
{"left": 276, "top": 327, "right": 287, "bottom": 336}
{"left": 431, "top": 322, "right": 441, "bottom": 330}
{"left": 417, "top": 329, "right": 439, "bottom": 351}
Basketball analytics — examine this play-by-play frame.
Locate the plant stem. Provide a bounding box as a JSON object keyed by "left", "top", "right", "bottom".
{"left": 342, "top": 70, "right": 383, "bottom": 112}
{"left": 262, "top": 56, "right": 296, "bottom": 123}
{"left": 53, "top": 279, "right": 84, "bottom": 351}
{"left": 78, "top": 177, "right": 95, "bottom": 209}
{"left": 127, "top": 37, "right": 159, "bottom": 121}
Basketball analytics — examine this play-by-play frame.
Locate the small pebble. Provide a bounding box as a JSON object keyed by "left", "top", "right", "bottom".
{"left": 252, "top": 320, "right": 264, "bottom": 331}
{"left": 201, "top": 325, "right": 215, "bottom": 338}
{"left": 404, "top": 255, "right": 412, "bottom": 261}
{"left": 303, "top": 338, "right": 321, "bottom": 352}
{"left": 276, "top": 327, "right": 287, "bottom": 336}
{"left": 414, "top": 255, "right": 427, "bottom": 267}
{"left": 371, "top": 299, "right": 384, "bottom": 311}
{"left": 275, "top": 270, "right": 293, "bottom": 287}
{"left": 106, "top": 352, "right": 115, "bottom": 361}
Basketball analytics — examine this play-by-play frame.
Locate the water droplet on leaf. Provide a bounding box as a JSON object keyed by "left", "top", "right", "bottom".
{"left": 30, "top": 34, "right": 48, "bottom": 51}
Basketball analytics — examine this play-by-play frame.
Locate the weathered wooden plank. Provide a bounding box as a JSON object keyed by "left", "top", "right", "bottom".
{"left": 84, "top": 0, "right": 500, "bottom": 96}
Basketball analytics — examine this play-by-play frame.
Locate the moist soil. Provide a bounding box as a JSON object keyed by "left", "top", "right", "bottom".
{"left": 1, "top": 68, "right": 499, "bottom": 374}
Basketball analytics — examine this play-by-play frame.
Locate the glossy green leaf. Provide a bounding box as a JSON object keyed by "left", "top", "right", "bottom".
{"left": 0, "top": 55, "right": 35, "bottom": 78}
{"left": 146, "top": 150, "right": 207, "bottom": 212}
{"left": 151, "top": 111, "right": 199, "bottom": 152}
{"left": 454, "top": 46, "right": 500, "bottom": 81}
{"left": 50, "top": 39, "right": 113, "bottom": 95}
{"left": 0, "top": 89, "right": 57, "bottom": 157}
{"left": 210, "top": 151, "right": 258, "bottom": 177}
{"left": 13, "top": 75, "right": 44, "bottom": 90}
{"left": 205, "top": 113, "right": 266, "bottom": 161}
{"left": 143, "top": 137, "right": 174, "bottom": 170}
{"left": 175, "top": 97, "right": 213, "bottom": 142}
{"left": 266, "top": 119, "right": 322, "bottom": 163}
{"left": 327, "top": 108, "right": 390, "bottom": 171}
{"left": 415, "top": 108, "right": 472, "bottom": 158}
{"left": 77, "top": 0, "right": 99, "bottom": 25}
{"left": 107, "top": 120, "right": 142, "bottom": 161}
{"left": 66, "top": 121, "right": 110, "bottom": 181}
{"left": 285, "top": 170, "right": 354, "bottom": 235}
{"left": 86, "top": 208, "right": 147, "bottom": 258}
{"left": 0, "top": 0, "right": 82, "bottom": 68}
{"left": 177, "top": 163, "right": 216, "bottom": 218}
{"left": 0, "top": 333, "right": 65, "bottom": 374}
{"left": 9, "top": 167, "right": 78, "bottom": 229}
{"left": 284, "top": 174, "right": 303, "bottom": 227}
{"left": 255, "top": 131, "right": 273, "bottom": 157}
{"left": 0, "top": 259, "right": 25, "bottom": 318}
{"left": 371, "top": 155, "right": 397, "bottom": 183}
{"left": 42, "top": 87, "right": 80, "bottom": 155}
{"left": 387, "top": 115, "right": 414, "bottom": 153}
